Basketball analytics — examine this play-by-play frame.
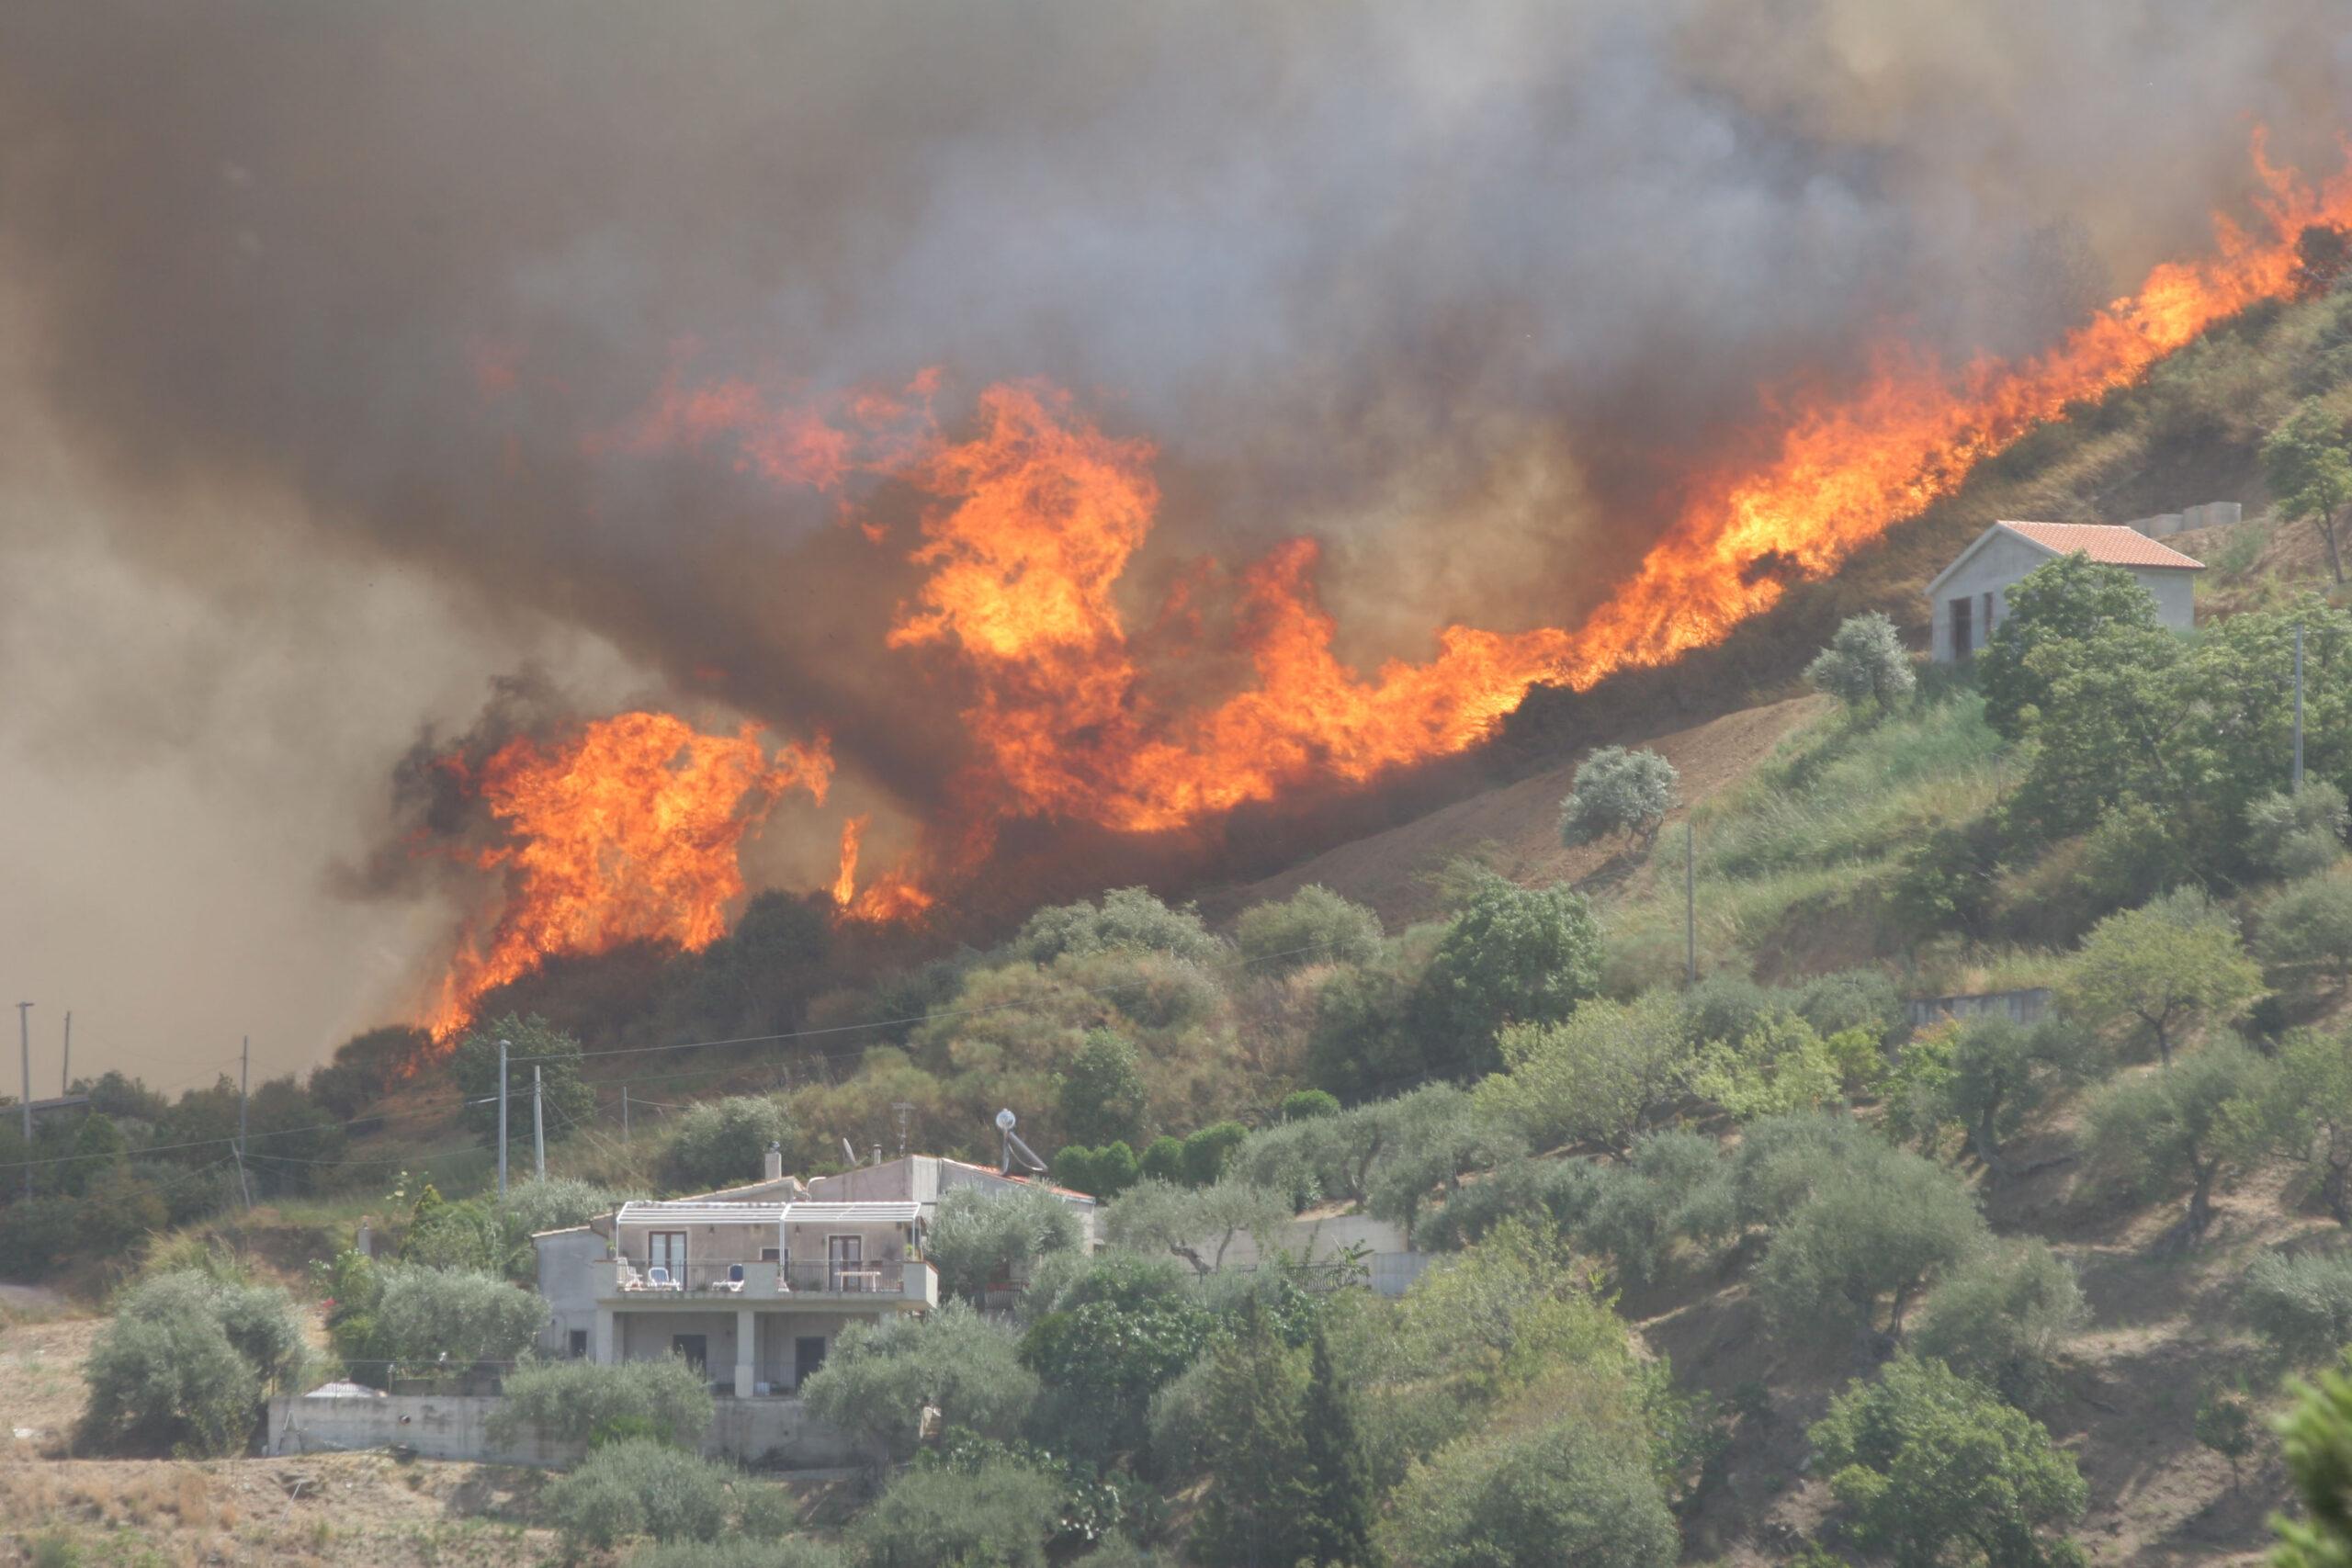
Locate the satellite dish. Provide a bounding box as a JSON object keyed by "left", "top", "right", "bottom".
{"left": 995, "top": 1109, "right": 1017, "bottom": 1132}
{"left": 841, "top": 1136, "right": 860, "bottom": 1167}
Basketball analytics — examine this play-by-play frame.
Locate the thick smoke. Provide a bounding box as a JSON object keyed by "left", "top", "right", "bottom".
{"left": 1, "top": 0, "right": 2345, "bottom": 1066}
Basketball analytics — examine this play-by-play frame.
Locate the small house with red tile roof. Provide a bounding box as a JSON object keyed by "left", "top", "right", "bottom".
{"left": 1925, "top": 520, "right": 2205, "bottom": 662}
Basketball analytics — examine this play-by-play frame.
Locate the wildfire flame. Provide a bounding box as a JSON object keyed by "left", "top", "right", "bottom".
{"left": 425, "top": 712, "right": 831, "bottom": 1039}
{"left": 426, "top": 139, "right": 2352, "bottom": 1035}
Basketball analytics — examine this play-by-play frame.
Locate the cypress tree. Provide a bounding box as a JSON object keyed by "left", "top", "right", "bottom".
{"left": 1298, "top": 1325, "right": 1376, "bottom": 1567}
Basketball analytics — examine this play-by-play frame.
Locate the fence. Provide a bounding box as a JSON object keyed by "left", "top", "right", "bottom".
{"left": 266, "top": 1390, "right": 875, "bottom": 1469}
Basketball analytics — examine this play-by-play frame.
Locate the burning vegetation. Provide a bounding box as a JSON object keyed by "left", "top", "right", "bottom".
{"left": 408, "top": 142, "right": 2352, "bottom": 1042}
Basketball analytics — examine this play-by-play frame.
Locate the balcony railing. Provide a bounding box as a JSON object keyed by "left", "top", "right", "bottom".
{"left": 596, "top": 1258, "right": 934, "bottom": 1304}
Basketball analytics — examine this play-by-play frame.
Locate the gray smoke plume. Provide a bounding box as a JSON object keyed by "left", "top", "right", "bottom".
{"left": 0, "top": 0, "right": 2345, "bottom": 1069}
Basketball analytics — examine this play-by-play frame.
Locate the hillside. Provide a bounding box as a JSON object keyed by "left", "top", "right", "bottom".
{"left": 11, "top": 285, "right": 2352, "bottom": 1568}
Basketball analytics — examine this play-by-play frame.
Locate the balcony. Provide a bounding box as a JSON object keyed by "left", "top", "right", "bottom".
{"left": 594, "top": 1258, "right": 937, "bottom": 1308}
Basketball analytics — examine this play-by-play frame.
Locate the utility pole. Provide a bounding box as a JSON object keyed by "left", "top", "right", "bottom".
{"left": 496, "top": 1038, "right": 510, "bottom": 1202}
{"left": 532, "top": 1065, "right": 546, "bottom": 1182}
{"left": 1684, "top": 818, "right": 1697, "bottom": 987}
{"left": 234, "top": 1034, "right": 253, "bottom": 1212}
{"left": 621, "top": 1086, "right": 630, "bottom": 1141}
{"left": 60, "top": 1011, "right": 70, "bottom": 1099}
{"left": 2294, "top": 621, "right": 2306, "bottom": 794}
{"left": 17, "top": 1002, "right": 31, "bottom": 1201}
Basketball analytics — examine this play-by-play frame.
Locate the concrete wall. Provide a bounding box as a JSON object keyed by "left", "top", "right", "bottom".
{"left": 1906, "top": 987, "right": 2053, "bottom": 1029}
{"left": 266, "top": 1392, "right": 875, "bottom": 1469}
{"left": 2136, "top": 566, "right": 2197, "bottom": 632}
{"left": 535, "top": 1230, "right": 608, "bottom": 1358}
{"left": 1175, "top": 1213, "right": 1430, "bottom": 1298}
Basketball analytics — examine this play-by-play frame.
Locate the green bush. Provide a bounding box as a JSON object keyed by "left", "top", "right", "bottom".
{"left": 1280, "top": 1089, "right": 1341, "bottom": 1122}
{"left": 1754, "top": 1145, "right": 1987, "bottom": 1342}
{"left": 2243, "top": 1251, "right": 2352, "bottom": 1362}
{"left": 1180, "top": 1121, "right": 1250, "bottom": 1188}
{"left": 448, "top": 1013, "right": 596, "bottom": 1142}
{"left": 2261, "top": 872, "right": 2352, "bottom": 993}
{"left": 1807, "top": 611, "right": 1917, "bottom": 712}
{"left": 798, "top": 1301, "right": 1038, "bottom": 1461}
{"left": 547, "top": 1438, "right": 730, "bottom": 1550}
{"left": 1377, "top": 1414, "right": 1678, "bottom": 1568}
{"left": 1911, "top": 1240, "right": 2085, "bottom": 1405}
{"left": 1559, "top": 746, "right": 1679, "bottom": 851}
{"left": 2249, "top": 783, "right": 2349, "bottom": 879}
{"left": 1020, "top": 1250, "right": 1216, "bottom": 1454}
{"left": 490, "top": 1355, "right": 714, "bottom": 1449}
{"left": 926, "top": 1185, "right": 1084, "bottom": 1303}
{"left": 1138, "top": 1135, "right": 1185, "bottom": 1185}
{"left": 1411, "top": 875, "right": 1603, "bottom": 1079}
{"left": 1420, "top": 1157, "right": 1602, "bottom": 1253}
{"left": 1052, "top": 1141, "right": 1140, "bottom": 1199}
{"left": 78, "top": 1270, "right": 309, "bottom": 1456}
{"left": 1476, "top": 992, "right": 1693, "bottom": 1156}
{"left": 1811, "top": 1355, "right": 2086, "bottom": 1568}
{"left": 849, "top": 1457, "right": 1063, "bottom": 1568}
{"left": 1577, "top": 1131, "right": 1734, "bottom": 1289}
{"left": 0, "top": 1198, "right": 84, "bottom": 1280}
{"left": 1007, "top": 887, "right": 1226, "bottom": 965}
{"left": 364, "top": 1262, "right": 548, "bottom": 1379}
{"left": 1057, "top": 1031, "right": 1149, "bottom": 1149}
{"left": 661, "top": 1095, "right": 797, "bottom": 1193}
{"left": 2083, "top": 1041, "right": 2274, "bottom": 1237}
{"left": 1233, "top": 886, "right": 1383, "bottom": 975}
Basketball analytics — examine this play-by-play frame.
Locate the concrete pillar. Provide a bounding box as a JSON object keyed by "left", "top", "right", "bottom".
{"left": 735, "top": 1308, "right": 756, "bottom": 1398}
{"left": 594, "top": 1308, "right": 616, "bottom": 1365}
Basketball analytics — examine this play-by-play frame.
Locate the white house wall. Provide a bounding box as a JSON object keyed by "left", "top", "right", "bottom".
{"left": 534, "top": 1230, "right": 608, "bottom": 1358}
{"left": 2135, "top": 566, "right": 2197, "bottom": 629}
{"left": 1928, "top": 531, "right": 2046, "bottom": 662}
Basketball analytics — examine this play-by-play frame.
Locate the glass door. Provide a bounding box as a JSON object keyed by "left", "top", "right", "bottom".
{"left": 828, "top": 1234, "right": 863, "bottom": 1292}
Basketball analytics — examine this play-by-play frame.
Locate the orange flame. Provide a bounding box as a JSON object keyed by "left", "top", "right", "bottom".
{"left": 429, "top": 140, "right": 2352, "bottom": 1024}
{"left": 425, "top": 712, "right": 832, "bottom": 1041}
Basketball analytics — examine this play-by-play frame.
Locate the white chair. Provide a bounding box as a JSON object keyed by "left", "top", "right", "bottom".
{"left": 716, "top": 1264, "right": 746, "bottom": 1294}
{"left": 648, "top": 1266, "right": 679, "bottom": 1292}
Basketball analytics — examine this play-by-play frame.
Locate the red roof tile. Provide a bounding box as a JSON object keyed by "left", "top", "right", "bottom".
{"left": 1996, "top": 521, "right": 2205, "bottom": 570}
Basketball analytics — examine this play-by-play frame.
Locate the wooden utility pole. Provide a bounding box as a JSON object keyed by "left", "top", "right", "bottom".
{"left": 496, "top": 1038, "right": 509, "bottom": 1202}
{"left": 234, "top": 1035, "right": 253, "bottom": 1212}
{"left": 532, "top": 1065, "right": 546, "bottom": 1182}
{"left": 1684, "top": 818, "right": 1697, "bottom": 987}
{"left": 17, "top": 1003, "right": 31, "bottom": 1201}
{"left": 60, "top": 1011, "right": 70, "bottom": 1099}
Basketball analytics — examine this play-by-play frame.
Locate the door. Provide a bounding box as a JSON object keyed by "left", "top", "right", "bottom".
{"left": 828, "top": 1234, "right": 864, "bottom": 1292}
{"left": 1950, "top": 594, "right": 1973, "bottom": 659}
{"left": 646, "top": 1230, "right": 687, "bottom": 1283}
{"left": 795, "top": 1336, "right": 828, "bottom": 1386}
{"left": 673, "top": 1334, "right": 708, "bottom": 1376}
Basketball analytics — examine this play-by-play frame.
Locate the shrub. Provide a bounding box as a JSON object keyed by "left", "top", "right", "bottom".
{"left": 1688, "top": 1012, "right": 1843, "bottom": 1120}
{"left": 2059, "top": 888, "right": 2262, "bottom": 1066}
{"left": 1281, "top": 1089, "right": 1341, "bottom": 1122}
{"left": 2274, "top": 1346, "right": 2352, "bottom": 1564}
{"left": 1057, "top": 1031, "right": 1148, "bottom": 1149}
{"left": 1911, "top": 1240, "right": 2085, "bottom": 1406}
{"left": 0, "top": 1198, "right": 83, "bottom": 1280}
{"left": 547, "top": 1438, "right": 729, "bottom": 1550}
{"left": 2083, "top": 1041, "right": 2274, "bottom": 1237}
{"left": 1412, "top": 875, "right": 1603, "bottom": 1079}
{"left": 799, "top": 1301, "right": 1038, "bottom": 1461}
{"left": 1755, "top": 1146, "right": 1987, "bottom": 1342}
{"left": 1363, "top": 1085, "right": 1527, "bottom": 1247}
{"left": 661, "top": 1095, "right": 797, "bottom": 1193}
{"left": 1811, "top": 1355, "right": 2086, "bottom": 1568}
{"left": 1476, "top": 992, "right": 1693, "bottom": 1156}
{"left": 367, "top": 1262, "right": 548, "bottom": 1378}
{"left": 1794, "top": 969, "right": 1905, "bottom": 1042}
{"left": 1979, "top": 554, "right": 2161, "bottom": 740}
{"left": 1008, "top": 887, "right": 1225, "bottom": 966}
{"left": 1180, "top": 1121, "right": 1250, "bottom": 1188}
{"left": 2249, "top": 783, "right": 2349, "bottom": 879}
{"left": 1233, "top": 886, "right": 1383, "bottom": 975}
{"left": 1021, "top": 1252, "right": 1215, "bottom": 1454}
{"left": 78, "top": 1270, "right": 308, "bottom": 1456}
{"left": 1577, "top": 1131, "right": 1734, "bottom": 1289}
{"left": 2243, "top": 1251, "right": 2352, "bottom": 1363}
{"left": 1053, "top": 1141, "right": 1140, "bottom": 1199}
{"left": 850, "top": 1457, "right": 1063, "bottom": 1568}
{"left": 2261, "top": 872, "right": 2352, "bottom": 993}
{"left": 490, "top": 1355, "right": 714, "bottom": 1449}
{"left": 927, "top": 1185, "right": 1085, "bottom": 1303}
{"left": 1806, "top": 610, "right": 1917, "bottom": 712}
{"left": 1138, "top": 1135, "right": 1185, "bottom": 1185}
{"left": 1420, "top": 1157, "right": 1602, "bottom": 1253}
{"left": 1559, "top": 746, "right": 1679, "bottom": 851}
{"left": 1378, "top": 1414, "right": 1678, "bottom": 1568}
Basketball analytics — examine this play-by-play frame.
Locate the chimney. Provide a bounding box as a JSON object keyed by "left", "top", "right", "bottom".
{"left": 763, "top": 1141, "right": 784, "bottom": 1182}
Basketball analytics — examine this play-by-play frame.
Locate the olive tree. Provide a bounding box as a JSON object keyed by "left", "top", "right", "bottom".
{"left": 2084, "top": 1041, "right": 2275, "bottom": 1239}
{"left": 797, "top": 1300, "right": 1038, "bottom": 1460}
{"left": 1812, "top": 1355, "right": 2086, "bottom": 1568}
{"left": 1911, "top": 1239, "right": 2086, "bottom": 1407}
{"left": 1412, "top": 875, "right": 1604, "bottom": 1078}
{"left": 1559, "top": 746, "right": 1679, "bottom": 852}
{"left": 1476, "top": 993, "right": 1694, "bottom": 1156}
{"left": 2058, "top": 889, "right": 2261, "bottom": 1066}
{"left": 1231, "top": 885, "right": 1383, "bottom": 975}
{"left": 2264, "top": 399, "right": 2352, "bottom": 583}
{"left": 79, "top": 1270, "right": 310, "bottom": 1456}
{"left": 1755, "top": 1145, "right": 1988, "bottom": 1342}
{"left": 926, "top": 1184, "right": 1085, "bottom": 1303}
{"left": 661, "top": 1095, "right": 797, "bottom": 1192}
{"left": 1807, "top": 610, "right": 1917, "bottom": 712}
{"left": 2260, "top": 873, "right": 2352, "bottom": 995}
{"left": 2248, "top": 782, "right": 2350, "bottom": 880}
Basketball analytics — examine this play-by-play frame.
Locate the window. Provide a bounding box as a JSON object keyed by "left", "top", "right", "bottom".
{"left": 1950, "top": 594, "right": 1974, "bottom": 659}
{"left": 568, "top": 1329, "right": 589, "bottom": 1359}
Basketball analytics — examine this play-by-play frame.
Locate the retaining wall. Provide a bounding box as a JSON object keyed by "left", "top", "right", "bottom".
{"left": 266, "top": 1391, "right": 873, "bottom": 1469}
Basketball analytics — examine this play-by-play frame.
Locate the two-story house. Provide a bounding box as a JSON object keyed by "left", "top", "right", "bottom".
{"left": 531, "top": 1149, "right": 1094, "bottom": 1400}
